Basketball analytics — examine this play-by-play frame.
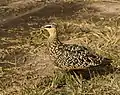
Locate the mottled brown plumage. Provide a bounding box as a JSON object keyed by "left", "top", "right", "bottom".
{"left": 41, "top": 24, "right": 112, "bottom": 71}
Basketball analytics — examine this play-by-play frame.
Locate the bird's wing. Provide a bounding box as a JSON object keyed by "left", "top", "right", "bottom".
{"left": 55, "top": 44, "right": 112, "bottom": 70}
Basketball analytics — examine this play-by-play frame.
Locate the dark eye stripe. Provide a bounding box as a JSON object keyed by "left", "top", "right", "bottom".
{"left": 45, "top": 26, "right": 52, "bottom": 28}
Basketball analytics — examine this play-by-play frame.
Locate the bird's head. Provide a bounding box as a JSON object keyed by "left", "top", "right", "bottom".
{"left": 41, "top": 23, "right": 57, "bottom": 37}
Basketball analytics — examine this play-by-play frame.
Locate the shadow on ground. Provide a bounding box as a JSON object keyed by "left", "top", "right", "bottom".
{"left": 70, "top": 64, "right": 120, "bottom": 80}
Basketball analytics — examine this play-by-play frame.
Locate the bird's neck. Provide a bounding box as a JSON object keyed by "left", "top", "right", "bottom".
{"left": 48, "top": 35, "right": 61, "bottom": 46}
{"left": 47, "top": 34, "right": 62, "bottom": 58}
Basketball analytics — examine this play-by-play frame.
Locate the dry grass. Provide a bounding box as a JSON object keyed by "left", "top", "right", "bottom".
{"left": 1, "top": 16, "right": 119, "bottom": 95}
{"left": 36, "top": 17, "right": 120, "bottom": 94}
{"left": 0, "top": 0, "right": 120, "bottom": 95}
{"left": 23, "top": 16, "right": 120, "bottom": 94}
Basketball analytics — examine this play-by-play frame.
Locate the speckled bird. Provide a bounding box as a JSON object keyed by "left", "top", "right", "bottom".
{"left": 41, "top": 24, "right": 112, "bottom": 71}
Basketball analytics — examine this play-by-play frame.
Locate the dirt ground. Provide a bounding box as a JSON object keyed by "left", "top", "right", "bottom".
{"left": 0, "top": 0, "right": 120, "bottom": 94}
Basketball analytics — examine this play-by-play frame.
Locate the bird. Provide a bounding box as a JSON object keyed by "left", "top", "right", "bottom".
{"left": 41, "top": 23, "right": 112, "bottom": 71}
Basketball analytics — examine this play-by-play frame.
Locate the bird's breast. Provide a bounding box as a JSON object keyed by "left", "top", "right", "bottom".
{"left": 49, "top": 43, "right": 63, "bottom": 59}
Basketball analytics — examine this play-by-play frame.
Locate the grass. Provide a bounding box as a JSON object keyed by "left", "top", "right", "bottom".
{"left": 1, "top": 19, "right": 120, "bottom": 95}
{"left": 0, "top": 0, "right": 120, "bottom": 95}
{"left": 1, "top": 17, "right": 119, "bottom": 95}
{"left": 24, "top": 16, "right": 120, "bottom": 94}
{"left": 35, "top": 17, "right": 120, "bottom": 94}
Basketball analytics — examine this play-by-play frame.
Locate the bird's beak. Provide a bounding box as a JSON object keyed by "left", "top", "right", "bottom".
{"left": 41, "top": 26, "right": 44, "bottom": 30}
{"left": 40, "top": 26, "right": 45, "bottom": 33}
{"left": 40, "top": 26, "right": 48, "bottom": 35}
{"left": 40, "top": 26, "right": 49, "bottom": 38}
